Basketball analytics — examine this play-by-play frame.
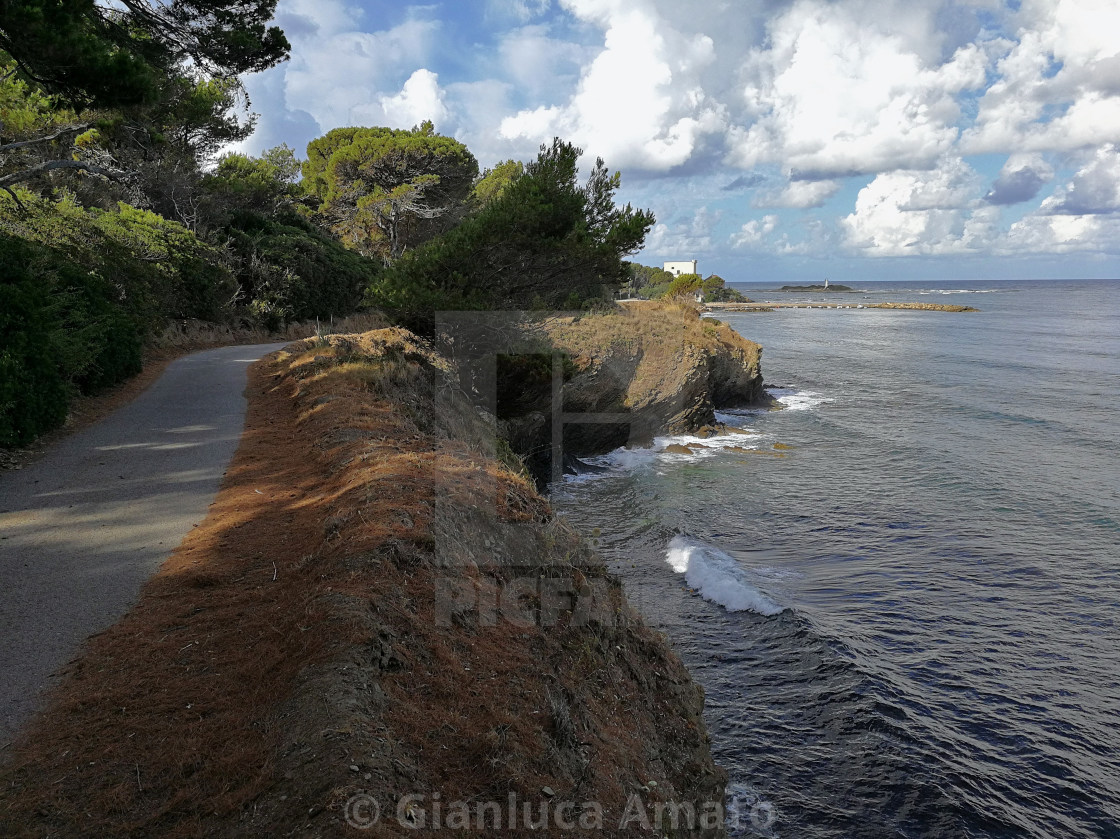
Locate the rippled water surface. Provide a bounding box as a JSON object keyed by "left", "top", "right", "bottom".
{"left": 553, "top": 279, "right": 1120, "bottom": 838}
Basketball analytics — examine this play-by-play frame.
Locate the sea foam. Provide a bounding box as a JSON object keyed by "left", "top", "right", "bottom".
{"left": 665, "top": 536, "right": 785, "bottom": 615}
{"left": 769, "top": 387, "right": 831, "bottom": 411}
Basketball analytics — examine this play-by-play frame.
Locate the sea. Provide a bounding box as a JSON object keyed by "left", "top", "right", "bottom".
{"left": 551, "top": 279, "right": 1120, "bottom": 838}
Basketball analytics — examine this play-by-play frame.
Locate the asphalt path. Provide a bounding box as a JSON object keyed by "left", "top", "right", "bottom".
{"left": 0, "top": 342, "right": 289, "bottom": 750}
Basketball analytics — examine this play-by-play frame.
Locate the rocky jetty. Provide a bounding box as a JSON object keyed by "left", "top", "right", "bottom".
{"left": 780, "top": 283, "right": 853, "bottom": 291}
{"left": 871, "top": 301, "right": 978, "bottom": 312}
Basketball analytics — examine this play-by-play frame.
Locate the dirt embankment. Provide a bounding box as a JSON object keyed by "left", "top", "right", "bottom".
{"left": 0, "top": 328, "right": 727, "bottom": 838}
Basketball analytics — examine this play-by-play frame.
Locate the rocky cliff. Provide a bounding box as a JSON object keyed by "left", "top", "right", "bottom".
{"left": 501, "top": 301, "right": 770, "bottom": 475}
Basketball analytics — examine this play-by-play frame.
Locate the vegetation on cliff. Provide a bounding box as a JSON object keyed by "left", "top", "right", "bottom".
{"left": 369, "top": 138, "right": 655, "bottom": 329}
{"left": 624, "top": 264, "right": 747, "bottom": 303}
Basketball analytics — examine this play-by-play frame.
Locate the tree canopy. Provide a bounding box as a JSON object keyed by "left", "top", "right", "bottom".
{"left": 368, "top": 138, "right": 655, "bottom": 327}
{"left": 472, "top": 159, "right": 524, "bottom": 207}
{"left": 0, "top": 0, "right": 289, "bottom": 109}
{"left": 303, "top": 122, "right": 478, "bottom": 264}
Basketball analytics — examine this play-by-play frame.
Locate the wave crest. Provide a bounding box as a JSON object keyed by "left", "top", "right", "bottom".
{"left": 665, "top": 536, "right": 785, "bottom": 615}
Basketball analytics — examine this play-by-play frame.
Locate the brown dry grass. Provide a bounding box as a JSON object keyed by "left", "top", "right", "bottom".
{"left": 541, "top": 301, "right": 761, "bottom": 406}
{"left": 0, "top": 325, "right": 725, "bottom": 838}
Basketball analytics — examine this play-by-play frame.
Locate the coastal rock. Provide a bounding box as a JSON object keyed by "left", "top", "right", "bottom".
{"left": 537, "top": 301, "right": 771, "bottom": 460}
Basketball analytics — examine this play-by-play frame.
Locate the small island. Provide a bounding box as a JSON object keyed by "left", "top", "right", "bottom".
{"left": 780, "top": 283, "right": 854, "bottom": 292}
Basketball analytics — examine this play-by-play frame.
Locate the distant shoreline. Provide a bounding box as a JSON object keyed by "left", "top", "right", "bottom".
{"left": 705, "top": 301, "right": 980, "bottom": 313}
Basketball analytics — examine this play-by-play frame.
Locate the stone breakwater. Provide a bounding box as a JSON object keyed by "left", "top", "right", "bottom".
{"left": 706, "top": 301, "right": 979, "bottom": 313}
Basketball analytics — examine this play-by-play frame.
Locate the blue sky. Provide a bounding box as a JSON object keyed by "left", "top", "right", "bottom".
{"left": 238, "top": 0, "right": 1120, "bottom": 282}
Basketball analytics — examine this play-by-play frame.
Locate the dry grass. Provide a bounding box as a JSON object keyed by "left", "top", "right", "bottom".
{"left": 151, "top": 311, "right": 388, "bottom": 349}
{"left": 0, "top": 325, "right": 726, "bottom": 838}
{"left": 542, "top": 300, "right": 761, "bottom": 404}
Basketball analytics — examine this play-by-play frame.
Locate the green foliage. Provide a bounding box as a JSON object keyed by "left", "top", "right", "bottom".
{"left": 367, "top": 138, "right": 655, "bottom": 331}
{"left": 0, "top": 238, "right": 67, "bottom": 445}
{"left": 472, "top": 159, "right": 524, "bottom": 207}
{"left": 0, "top": 57, "right": 95, "bottom": 189}
{"left": 0, "top": 58, "right": 70, "bottom": 138}
{"left": 0, "top": 190, "right": 236, "bottom": 323}
{"left": 221, "top": 210, "right": 379, "bottom": 328}
{"left": 1, "top": 233, "right": 141, "bottom": 446}
{"left": 665, "top": 273, "right": 703, "bottom": 298}
{"left": 203, "top": 145, "right": 302, "bottom": 218}
{"left": 303, "top": 122, "right": 479, "bottom": 263}
{"left": 0, "top": 0, "right": 289, "bottom": 110}
{"left": 625, "top": 261, "right": 674, "bottom": 298}
{"left": 647, "top": 271, "right": 746, "bottom": 302}
{"left": 156, "top": 76, "right": 255, "bottom": 160}
{"left": 699, "top": 273, "right": 746, "bottom": 302}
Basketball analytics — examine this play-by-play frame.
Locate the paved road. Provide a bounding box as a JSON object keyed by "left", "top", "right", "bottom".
{"left": 0, "top": 343, "right": 289, "bottom": 749}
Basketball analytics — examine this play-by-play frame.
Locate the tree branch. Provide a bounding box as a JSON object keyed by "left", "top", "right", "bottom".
{"left": 2, "top": 186, "right": 26, "bottom": 211}
{"left": 0, "top": 159, "right": 120, "bottom": 190}
{"left": 0, "top": 123, "right": 93, "bottom": 153}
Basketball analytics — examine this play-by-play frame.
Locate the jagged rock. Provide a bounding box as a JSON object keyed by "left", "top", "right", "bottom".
{"left": 538, "top": 302, "right": 772, "bottom": 462}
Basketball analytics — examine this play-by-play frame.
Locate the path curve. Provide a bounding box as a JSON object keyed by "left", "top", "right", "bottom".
{"left": 0, "top": 342, "right": 289, "bottom": 748}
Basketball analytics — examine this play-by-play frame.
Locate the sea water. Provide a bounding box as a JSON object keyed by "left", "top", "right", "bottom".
{"left": 552, "top": 279, "right": 1120, "bottom": 838}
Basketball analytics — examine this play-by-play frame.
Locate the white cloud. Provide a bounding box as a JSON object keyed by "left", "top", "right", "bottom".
{"left": 979, "top": 146, "right": 1120, "bottom": 255}
{"left": 499, "top": 0, "right": 727, "bottom": 171}
{"left": 962, "top": 0, "right": 1120, "bottom": 153}
{"left": 379, "top": 69, "right": 449, "bottom": 129}
{"left": 842, "top": 157, "right": 988, "bottom": 255}
{"left": 753, "top": 179, "right": 840, "bottom": 209}
{"left": 1001, "top": 213, "right": 1120, "bottom": 255}
{"left": 269, "top": 0, "right": 442, "bottom": 131}
{"left": 1040, "top": 144, "right": 1120, "bottom": 215}
{"left": 645, "top": 206, "right": 724, "bottom": 256}
{"left": 731, "top": 215, "right": 779, "bottom": 250}
{"left": 487, "top": 0, "right": 552, "bottom": 24}
{"left": 984, "top": 153, "right": 1054, "bottom": 205}
{"left": 727, "top": 0, "right": 989, "bottom": 179}
{"left": 498, "top": 25, "right": 590, "bottom": 100}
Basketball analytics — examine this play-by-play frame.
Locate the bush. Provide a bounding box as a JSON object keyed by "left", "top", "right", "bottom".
{"left": 0, "top": 235, "right": 142, "bottom": 446}
{"left": 0, "top": 191, "right": 237, "bottom": 326}
{"left": 0, "top": 246, "right": 67, "bottom": 446}
{"left": 222, "top": 210, "right": 379, "bottom": 327}
{"left": 366, "top": 139, "right": 654, "bottom": 332}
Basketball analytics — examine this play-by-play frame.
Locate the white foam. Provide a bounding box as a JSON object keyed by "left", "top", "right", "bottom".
{"left": 665, "top": 536, "right": 785, "bottom": 615}
{"left": 568, "top": 432, "right": 764, "bottom": 478}
{"left": 769, "top": 387, "right": 831, "bottom": 411}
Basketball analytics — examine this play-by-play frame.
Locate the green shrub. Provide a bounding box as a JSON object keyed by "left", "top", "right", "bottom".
{"left": 222, "top": 210, "right": 379, "bottom": 326}
{"left": 0, "top": 234, "right": 142, "bottom": 447}
{"left": 0, "top": 191, "right": 237, "bottom": 327}
{"left": 0, "top": 244, "right": 68, "bottom": 445}
{"left": 366, "top": 140, "right": 653, "bottom": 332}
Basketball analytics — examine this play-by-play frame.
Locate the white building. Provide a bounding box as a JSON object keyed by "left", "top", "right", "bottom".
{"left": 663, "top": 260, "right": 698, "bottom": 277}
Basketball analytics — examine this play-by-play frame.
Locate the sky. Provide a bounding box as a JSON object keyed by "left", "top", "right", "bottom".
{"left": 236, "top": 0, "right": 1120, "bottom": 282}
